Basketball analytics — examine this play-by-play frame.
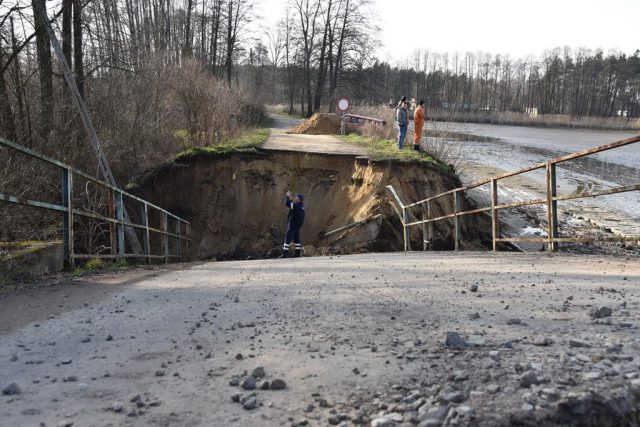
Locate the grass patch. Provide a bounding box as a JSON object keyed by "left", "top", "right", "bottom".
{"left": 71, "top": 258, "right": 131, "bottom": 277}
{"left": 339, "top": 134, "right": 458, "bottom": 179}
{"left": 174, "top": 125, "right": 272, "bottom": 160}
{"left": 0, "top": 273, "right": 15, "bottom": 288}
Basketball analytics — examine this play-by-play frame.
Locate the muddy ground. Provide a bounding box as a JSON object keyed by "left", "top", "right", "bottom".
{"left": 1, "top": 252, "right": 639, "bottom": 427}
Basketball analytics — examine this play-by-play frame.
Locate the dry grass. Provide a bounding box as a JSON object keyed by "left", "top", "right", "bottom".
{"left": 0, "top": 57, "right": 266, "bottom": 248}
{"left": 349, "top": 105, "right": 474, "bottom": 171}
{"left": 427, "top": 110, "right": 640, "bottom": 131}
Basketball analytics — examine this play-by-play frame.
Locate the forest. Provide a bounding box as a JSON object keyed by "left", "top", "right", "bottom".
{"left": 0, "top": 0, "right": 639, "bottom": 177}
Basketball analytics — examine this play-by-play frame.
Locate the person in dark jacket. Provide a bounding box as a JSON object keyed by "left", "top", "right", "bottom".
{"left": 396, "top": 101, "right": 409, "bottom": 149}
{"left": 280, "top": 191, "right": 305, "bottom": 258}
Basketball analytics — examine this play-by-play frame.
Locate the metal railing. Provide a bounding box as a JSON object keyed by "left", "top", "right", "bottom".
{"left": 0, "top": 137, "right": 191, "bottom": 267}
{"left": 340, "top": 114, "right": 387, "bottom": 135}
{"left": 387, "top": 134, "right": 640, "bottom": 252}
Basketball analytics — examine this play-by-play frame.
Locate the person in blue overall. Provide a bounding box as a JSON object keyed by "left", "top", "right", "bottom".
{"left": 280, "top": 191, "right": 305, "bottom": 258}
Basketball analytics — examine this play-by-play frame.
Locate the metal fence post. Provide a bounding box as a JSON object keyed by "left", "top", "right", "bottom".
{"left": 62, "top": 168, "right": 74, "bottom": 268}
{"left": 142, "top": 203, "right": 151, "bottom": 264}
{"left": 162, "top": 212, "right": 169, "bottom": 263}
{"left": 491, "top": 179, "right": 499, "bottom": 251}
{"left": 109, "top": 189, "right": 116, "bottom": 257}
{"left": 402, "top": 207, "right": 409, "bottom": 252}
{"left": 453, "top": 191, "right": 460, "bottom": 251}
{"left": 427, "top": 200, "right": 433, "bottom": 250}
{"left": 175, "top": 219, "right": 182, "bottom": 261}
{"left": 115, "top": 191, "right": 125, "bottom": 259}
{"left": 186, "top": 223, "right": 191, "bottom": 262}
{"left": 546, "top": 162, "right": 558, "bottom": 252}
{"left": 421, "top": 202, "right": 427, "bottom": 251}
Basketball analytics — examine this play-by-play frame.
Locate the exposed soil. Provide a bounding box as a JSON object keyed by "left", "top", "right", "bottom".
{"left": 289, "top": 113, "right": 342, "bottom": 135}
{"left": 133, "top": 149, "right": 492, "bottom": 260}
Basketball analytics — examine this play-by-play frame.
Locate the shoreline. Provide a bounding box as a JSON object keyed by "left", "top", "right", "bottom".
{"left": 426, "top": 111, "right": 640, "bottom": 132}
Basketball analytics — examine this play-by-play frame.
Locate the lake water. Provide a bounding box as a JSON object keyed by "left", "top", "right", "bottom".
{"left": 434, "top": 121, "right": 640, "bottom": 236}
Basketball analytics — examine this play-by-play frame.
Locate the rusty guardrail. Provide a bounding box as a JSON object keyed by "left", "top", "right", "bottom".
{"left": 0, "top": 137, "right": 191, "bottom": 267}
{"left": 340, "top": 114, "right": 387, "bottom": 135}
{"left": 387, "top": 134, "right": 640, "bottom": 252}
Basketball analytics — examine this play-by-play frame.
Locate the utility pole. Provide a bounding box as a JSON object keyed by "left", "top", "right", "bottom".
{"left": 35, "top": 2, "right": 143, "bottom": 255}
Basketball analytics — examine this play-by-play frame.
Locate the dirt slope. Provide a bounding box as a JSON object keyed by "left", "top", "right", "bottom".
{"left": 289, "top": 113, "right": 342, "bottom": 135}
{"left": 134, "top": 150, "right": 488, "bottom": 260}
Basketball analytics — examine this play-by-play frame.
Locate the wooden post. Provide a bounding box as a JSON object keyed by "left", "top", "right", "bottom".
{"left": 142, "top": 203, "right": 151, "bottom": 264}
{"left": 491, "top": 179, "right": 499, "bottom": 251}
{"left": 62, "top": 168, "right": 74, "bottom": 268}
{"left": 115, "top": 191, "right": 125, "bottom": 259}
{"left": 546, "top": 162, "right": 558, "bottom": 252}
{"left": 162, "top": 212, "right": 169, "bottom": 263}
{"left": 453, "top": 191, "right": 460, "bottom": 251}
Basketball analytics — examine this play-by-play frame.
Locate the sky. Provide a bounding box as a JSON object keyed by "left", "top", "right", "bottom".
{"left": 256, "top": 0, "right": 640, "bottom": 62}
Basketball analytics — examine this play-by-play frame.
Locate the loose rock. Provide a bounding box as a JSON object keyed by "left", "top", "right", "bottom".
{"left": 2, "top": 383, "right": 21, "bottom": 395}
{"left": 270, "top": 378, "right": 287, "bottom": 390}
{"left": 590, "top": 306, "right": 612, "bottom": 318}
{"left": 533, "top": 335, "right": 552, "bottom": 346}
{"left": 445, "top": 332, "right": 467, "bottom": 349}
{"left": 242, "top": 396, "right": 257, "bottom": 410}
{"left": 252, "top": 366, "right": 266, "bottom": 378}
{"left": 241, "top": 376, "right": 257, "bottom": 390}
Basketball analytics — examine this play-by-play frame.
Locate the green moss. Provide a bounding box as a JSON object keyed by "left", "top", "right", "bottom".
{"left": 0, "top": 240, "right": 48, "bottom": 248}
{"left": 85, "top": 258, "right": 105, "bottom": 270}
{"left": 339, "top": 134, "right": 458, "bottom": 181}
{"left": 0, "top": 274, "right": 15, "bottom": 288}
{"left": 174, "top": 127, "right": 271, "bottom": 160}
{"left": 71, "top": 258, "right": 130, "bottom": 277}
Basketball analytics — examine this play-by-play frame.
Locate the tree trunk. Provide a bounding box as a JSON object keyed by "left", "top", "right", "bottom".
{"left": 0, "top": 36, "right": 17, "bottom": 140}
{"left": 225, "top": 0, "right": 234, "bottom": 83}
{"left": 73, "top": 0, "right": 84, "bottom": 99}
{"left": 32, "top": 0, "right": 54, "bottom": 141}
{"left": 61, "top": 0, "right": 73, "bottom": 125}
{"left": 313, "top": 0, "right": 332, "bottom": 112}
{"left": 183, "top": 0, "right": 193, "bottom": 58}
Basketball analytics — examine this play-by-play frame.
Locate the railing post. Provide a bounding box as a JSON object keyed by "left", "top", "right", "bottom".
{"left": 115, "top": 191, "right": 125, "bottom": 259}
{"left": 402, "top": 207, "right": 409, "bottom": 252}
{"left": 142, "top": 203, "right": 151, "bottom": 264}
{"left": 491, "top": 178, "right": 499, "bottom": 251}
{"left": 186, "top": 223, "right": 191, "bottom": 262}
{"left": 62, "top": 168, "right": 74, "bottom": 268}
{"left": 175, "top": 219, "right": 182, "bottom": 261}
{"left": 109, "top": 189, "right": 116, "bottom": 258}
{"left": 453, "top": 191, "right": 460, "bottom": 251}
{"left": 421, "top": 202, "right": 427, "bottom": 251}
{"left": 427, "top": 200, "right": 433, "bottom": 250}
{"left": 162, "top": 212, "right": 169, "bottom": 263}
{"left": 546, "top": 162, "right": 558, "bottom": 252}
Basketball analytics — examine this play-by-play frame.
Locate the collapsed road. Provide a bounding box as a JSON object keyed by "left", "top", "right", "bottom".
{"left": 1, "top": 252, "right": 639, "bottom": 426}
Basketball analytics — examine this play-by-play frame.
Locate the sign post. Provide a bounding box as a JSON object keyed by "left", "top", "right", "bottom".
{"left": 337, "top": 98, "right": 350, "bottom": 135}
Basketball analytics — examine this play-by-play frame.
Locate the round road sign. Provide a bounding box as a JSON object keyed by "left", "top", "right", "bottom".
{"left": 337, "top": 98, "right": 350, "bottom": 112}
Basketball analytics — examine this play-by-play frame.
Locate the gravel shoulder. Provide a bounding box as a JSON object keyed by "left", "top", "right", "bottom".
{"left": 1, "top": 253, "right": 639, "bottom": 427}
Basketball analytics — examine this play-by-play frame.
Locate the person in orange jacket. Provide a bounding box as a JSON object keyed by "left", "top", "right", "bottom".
{"left": 413, "top": 100, "right": 426, "bottom": 151}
